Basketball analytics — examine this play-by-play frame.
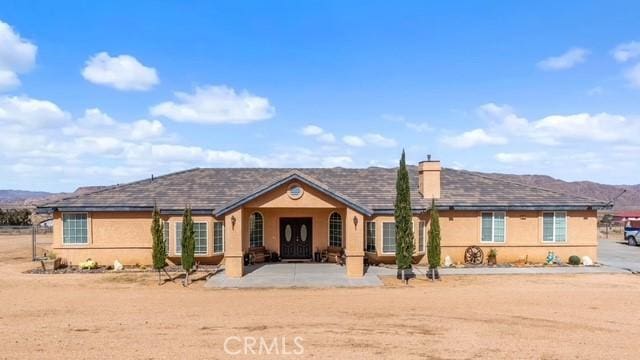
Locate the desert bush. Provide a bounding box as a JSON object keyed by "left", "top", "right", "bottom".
{"left": 568, "top": 255, "right": 581, "bottom": 265}
{"left": 79, "top": 258, "right": 98, "bottom": 269}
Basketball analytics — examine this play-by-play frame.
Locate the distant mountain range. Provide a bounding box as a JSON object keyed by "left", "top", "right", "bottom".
{"left": 481, "top": 173, "right": 639, "bottom": 211}
{"left": 0, "top": 187, "right": 108, "bottom": 208}
{"left": 0, "top": 172, "right": 638, "bottom": 210}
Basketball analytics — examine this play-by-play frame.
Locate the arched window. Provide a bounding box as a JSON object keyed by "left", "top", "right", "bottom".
{"left": 249, "top": 212, "right": 264, "bottom": 248}
{"left": 329, "top": 212, "right": 343, "bottom": 248}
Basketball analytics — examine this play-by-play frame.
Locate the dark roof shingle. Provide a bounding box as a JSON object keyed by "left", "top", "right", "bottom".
{"left": 39, "top": 166, "right": 607, "bottom": 213}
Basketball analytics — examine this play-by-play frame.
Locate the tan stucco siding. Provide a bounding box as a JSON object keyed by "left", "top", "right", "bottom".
{"left": 438, "top": 210, "right": 598, "bottom": 264}
{"left": 244, "top": 207, "right": 340, "bottom": 255}
{"left": 240, "top": 180, "right": 351, "bottom": 254}
{"left": 364, "top": 214, "right": 428, "bottom": 264}
{"left": 53, "top": 211, "right": 224, "bottom": 266}
{"left": 51, "top": 207, "right": 598, "bottom": 268}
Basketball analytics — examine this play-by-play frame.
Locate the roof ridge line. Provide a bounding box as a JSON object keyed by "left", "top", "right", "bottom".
{"left": 462, "top": 170, "right": 606, "bottom": 204}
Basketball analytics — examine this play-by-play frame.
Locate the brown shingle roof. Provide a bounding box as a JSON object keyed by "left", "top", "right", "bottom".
{"left": 38, "top": 166, "right": 607, "bottom": 213}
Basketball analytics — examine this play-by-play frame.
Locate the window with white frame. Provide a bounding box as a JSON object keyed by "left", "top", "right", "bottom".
{"left": 418, "top": 221, "right": 426, "bottom": 252}
{"left": 163, "top": 220, "right": 169, "bottom": 255}
{"left": 214, "top": 222, "right": 224, "bottom": 253}
{"left": 481, "top": 212, "right": 506, "bottom": 243}
{"left": 62, "top": 213, "right": 88, "bottom": 245}
{"left": 329, "top": 212, "right": 343, "bottom": 247}
{"left": 365, "top": 221, "right": 376, "bottom": 252}
{"left": 194, "top": 222, "right": 208, "bottom": 255}
{"left": 382, "top": 222, "right": 395, "bottom": 253}
{"left": 175, "top": 222, "right": 182, "bottom": 255}
{"left": 543, "top": 212, "right": 566, "bottom": 242}
{"left": 249, "top": 212, "right": 264, "bottom": 248}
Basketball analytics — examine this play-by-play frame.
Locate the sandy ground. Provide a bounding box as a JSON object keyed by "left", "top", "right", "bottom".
{"left": 1, "top": 235, "right": 640, "bottom": 359}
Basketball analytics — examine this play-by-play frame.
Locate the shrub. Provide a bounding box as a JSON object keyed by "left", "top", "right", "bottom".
{"left": 79, "top": 258, "right": 98, "bottom": 269}
{"left": 568, "top": 255, "right": 581, "bottom": 265}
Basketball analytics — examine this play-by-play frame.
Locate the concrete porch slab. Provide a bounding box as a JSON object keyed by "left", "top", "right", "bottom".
{"left": 205, "top": 263, "right": 383, "bottom": 288}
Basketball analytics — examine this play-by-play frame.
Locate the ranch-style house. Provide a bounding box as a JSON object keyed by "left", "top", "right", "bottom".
{"left": 37, "top": 158, "right": 607, "bottom": 278}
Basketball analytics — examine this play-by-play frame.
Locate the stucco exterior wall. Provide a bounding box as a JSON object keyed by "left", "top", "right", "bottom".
{"left": 52, "top": 211, "right": 224, "bottom": 266}
{"left": 437, "top": 210, "right": 598, "bottom": 264}
{"left": 241, "top": 180, "right": 347, "bottom": 254}
{"left": 365, "top": 214, "right": 428, "bottom": 265}
{"left": 51, "top": 205, "right": 598, "bottom": 268}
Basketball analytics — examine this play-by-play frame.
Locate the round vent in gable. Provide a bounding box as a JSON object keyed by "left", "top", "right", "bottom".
{"left": 288, "top": 183, "right": 304, "bottom": 199}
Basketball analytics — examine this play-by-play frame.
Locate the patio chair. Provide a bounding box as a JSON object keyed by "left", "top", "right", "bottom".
{"left": 326, "top": 246, "right": 345, "bottom": 266}
{"left": 248, "top": 246, "right": 271, "bottom": 264}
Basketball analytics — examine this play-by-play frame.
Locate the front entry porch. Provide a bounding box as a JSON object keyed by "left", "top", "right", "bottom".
{"left": 205, "top": 263, "right": 382, "bottom": 288}
{"left": 218, "top": 174, "right": 370, "bottom": 279}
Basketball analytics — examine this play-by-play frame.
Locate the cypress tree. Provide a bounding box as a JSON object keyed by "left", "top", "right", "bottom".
{"left": 428, "top": 198, "right": 442, "bottom": 280}
{"left": 181, "top": 205, "right": 196, "bottom": 286}
{"left": 151, "top": 205, "right": 166, "bottom": 285}
{"left": 394, "top": 150, "right": 415, "bottom": 280}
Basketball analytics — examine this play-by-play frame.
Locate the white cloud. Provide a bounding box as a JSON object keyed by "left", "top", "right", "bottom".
{"left": 495, "top": 152, "right": 542, "bottom": 163}
{"left": 82, "top": 52, "right": 159, "bottom": 91}
{"left": 150, "top": 85, "right": 275, "bottom": 124}
{"left": 0, "top": 70, "right": 20, "bottom": 90}
{"left": 363, "top": 133, "right": 397, "bottom": 147}
{"left": 0, "top": 20, "right": 37, "bottom": 90}
{"left": 321, "top": 156, "right": 353, "bottom": 167}
{"left": 612, "top": 41, "right": 640, "bottom": 63}
{"left": 342, "top": 135, "right": 365, "bottom": 147}
{"left": 441, "top": 129, "right": 508, "bottom": 148}
{"left": 624, "top": 63, "right": 640, "bottom": 88}
{"left": 343, "top": 133, "right": 397, "bottom": 147}
{"left": 0, "top": 95, "right": 69, "bottom": 129}
{"left": 64, "top": 108, "right": 165, "bottom": 141}
{"left": 150, "top": 144, "right": 265, "bottom": 166}
{"left": 301, "top": 125, "right": 323, "bottom": 136}
{"left": 467, "top": 102, "right": 640, "bottom": 146}
{"left": 301, "top": 124, "right": 336, "bottom": 143}
{"left": 477, "top": 103, "right": 529, "bottom": 134}
{"left": 382, "top": 113, "right": 432, "bottom": 133}
{"left": 537, "top": 48, "right": 588, "bottom": 71}
{"left": 531, "top": 112, "right": 634, "bottom": 144}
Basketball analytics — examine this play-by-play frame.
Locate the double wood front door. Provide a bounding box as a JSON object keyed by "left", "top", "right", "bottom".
{"left": 279, "top": 218, "right": 312, "bottom": 259}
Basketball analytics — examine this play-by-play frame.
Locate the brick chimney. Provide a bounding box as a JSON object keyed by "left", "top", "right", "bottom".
{"left": 418, "top": 155, "right": 441, "bottom": 199}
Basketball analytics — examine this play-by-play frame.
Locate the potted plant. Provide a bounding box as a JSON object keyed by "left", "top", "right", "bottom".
{"left": 487, "top": 249, "right": 497, "bottom": 266}
{"left": 41, "top": 251, "right": 61, "bottom": 271}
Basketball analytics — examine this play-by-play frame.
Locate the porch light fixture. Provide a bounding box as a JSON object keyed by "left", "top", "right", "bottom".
{"left": 231, "top": 215, "right": 236, "bottom": 229}
{"left": 353, "top": 215, "right": 358, "bottom": 228}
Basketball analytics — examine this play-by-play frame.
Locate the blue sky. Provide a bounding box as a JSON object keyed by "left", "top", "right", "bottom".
{"left": 1, "top": 1, "right": 639, "bottom": 192}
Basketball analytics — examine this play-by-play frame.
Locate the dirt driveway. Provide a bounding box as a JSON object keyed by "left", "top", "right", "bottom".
{"left": 1, "top": 234, "right": 640, "bottom": 359}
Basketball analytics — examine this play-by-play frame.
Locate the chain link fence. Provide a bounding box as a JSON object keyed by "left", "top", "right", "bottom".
{"left": 0, "top": 224, "right": 53, "bottom": 261}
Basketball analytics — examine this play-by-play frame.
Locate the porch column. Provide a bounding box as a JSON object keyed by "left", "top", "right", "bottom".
{"left": 224, "top": 208, "right": 244, "bottom": 278}
{"left": 345, "top": 208, "right": 365, "bottom": 278}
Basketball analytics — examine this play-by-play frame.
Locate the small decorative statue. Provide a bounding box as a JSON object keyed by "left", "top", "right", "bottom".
{"left": 546, "top": 251, "right": 556, "bottom": 265}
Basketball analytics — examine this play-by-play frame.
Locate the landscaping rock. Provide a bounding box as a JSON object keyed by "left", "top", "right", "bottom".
{"left": 582, "top": 256, "right": 593, "bottom": 266}
{"left": 444, "top": 256, "right": 453, "bottom": 267}
{"left": 113, "top": 259, "right": 124, "bottom": 271}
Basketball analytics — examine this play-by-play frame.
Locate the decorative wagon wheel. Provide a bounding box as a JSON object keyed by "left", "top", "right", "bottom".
{"left": 464, "top": 246, "right": 484, "bottom": 265}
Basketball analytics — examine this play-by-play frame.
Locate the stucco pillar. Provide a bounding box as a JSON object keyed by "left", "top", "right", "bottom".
{"left": 224, "top": 208, "right": 244, "bottom": 278}
{"left": 345, "top": 208, "right": 365, "bottom": 278}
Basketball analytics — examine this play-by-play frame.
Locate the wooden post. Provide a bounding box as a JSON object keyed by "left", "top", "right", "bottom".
{"left": 32, "top": 225, "right": 36, "bottom": 261}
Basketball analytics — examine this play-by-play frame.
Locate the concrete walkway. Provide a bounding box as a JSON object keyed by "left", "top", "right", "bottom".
{"left": 368, "top": 264, "right": 626, "bottom": 276}
{"left": 205, "top": 263, "right": 383, "bottom": 288}
{"left": 598, "top": 239, "right": 640, "bottom": 273}
{"left": 205, "top": 260, "right": 629, "bottom": 289}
